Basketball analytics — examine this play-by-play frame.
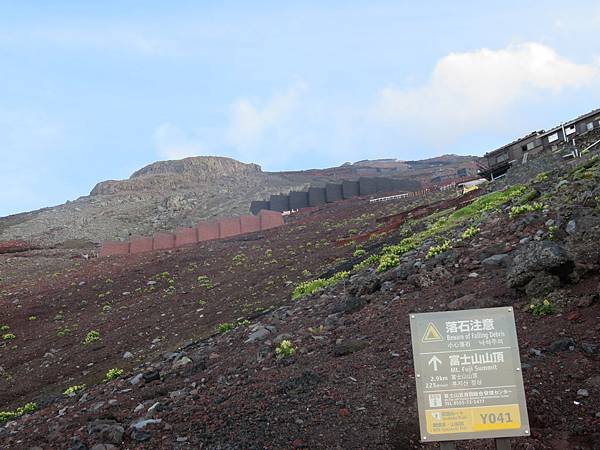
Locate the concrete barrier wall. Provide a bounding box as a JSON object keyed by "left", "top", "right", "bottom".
{"left": 269, "top": 194, "right": 290, "bottom": 212}
{"left": 375, "top": 177, "right": 392, "bottom": 193}
{"left": 250, "top": 200, "right": 270, "bottom": 215}
{"left": 99, "top": 209, "right": 284, "bottom": 257}
{"left": 359, "top": 177, "right": 377, "bottom": 196}
{"left": 249, "top": 177, "right": 425, "bottom": 215}
{"left": 308, "top": 187, "right": 326, "bottom": 206}
{"left": 325, "top": 183, "right": 343, "bottom": 202}
{"left": 289, "top": 191, "right": 309, "bottom": 210}
{"left": 342, "top": 180, "right": 360, "bottom": 199}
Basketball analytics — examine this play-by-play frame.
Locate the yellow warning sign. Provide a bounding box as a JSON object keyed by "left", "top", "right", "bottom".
{"left": 426, "top": 404, "right": 521, "bottom": 434}
{"left": 422, "top": 322, "right": 443, "bottom": 342}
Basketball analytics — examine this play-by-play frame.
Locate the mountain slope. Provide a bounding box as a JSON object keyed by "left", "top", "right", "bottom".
{"left": 1, "top": 152, "right": 599, "bottom": 449}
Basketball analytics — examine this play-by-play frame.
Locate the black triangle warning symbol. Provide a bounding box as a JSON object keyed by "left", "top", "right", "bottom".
{"left": 422, "top": 322, "right": 443, "bottom": 342}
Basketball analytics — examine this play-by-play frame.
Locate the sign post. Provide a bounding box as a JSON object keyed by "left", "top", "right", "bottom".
{"left": 409, "top": 307, "right": 529, "bottom": 447}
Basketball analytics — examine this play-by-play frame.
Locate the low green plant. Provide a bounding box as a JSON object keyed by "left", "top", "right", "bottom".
{"left": 301, "top": 269, "right": 312, "bottom": 277}
{"left": 533, "top": 171, "right": 549, "bottom": 183}
{"left": 352, "top": 254, "right": 380, "bottom": 271}
{"left": 197, "top": 275, "right": 214, "bottom": 289}
{"left": 0, "top": 402, "right": 37, "bottom": 424}
{"left": 461, "top": 226, "right": 480, "bottom": 239}
{"left": 0, "top": 325, "right": 9, "bottom": 332}
{"left": 426, "top": 240, "right": 452, "bottom": 259}
{"left": 509, "top": 202, "right": 545, "bottom": 219}
{"left": 2, "top": 333, "right": 16, "bottom": 341}
{"left": 57, "top": 327, "right": 72, "bottom": 337}
{"left": 548, "top": 225, "right": 558, "bottom": 239}
{"left": 63, "top": 384, "right": 86, "bottom": 396}
{"left": 103, "top": 368, "right": 124, "bottom": 382}
{"left": 237, "top": 319, "right": 251, "bottom": 327}
{"left": 292, "top": 271, "right": 349, "bottom": 300}
{"left": 217, "top": 322, "right": 235, "bottom": 333}
{"left": 232, "top": 253, "right": 247, "bottom": 266}
{"left": 377, "top": 253, "right": 399, "bottom": 273}
{"left": 275, "top": 339, "right": 296, "bottom": 358}
{"left": 353, "top": 248, "right": 366, "bottom": 258}
{"left": 529, "top": 298, "right": 556, "bottom": 316}
{"left": 28, "top": 316, "right": 37, "bottom": 321}
{"left": 83, "top": 330, "right": 100, "bottom": 345}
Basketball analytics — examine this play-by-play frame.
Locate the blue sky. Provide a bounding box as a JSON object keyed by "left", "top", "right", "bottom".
{"left": 1, "top": 1, "right": 599, "bottom": 216}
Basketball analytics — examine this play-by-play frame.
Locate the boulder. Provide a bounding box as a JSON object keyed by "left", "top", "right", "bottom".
{"left": 481, "top": 254, "right": 512, "bottom": 268}
{"left": 524, "top": 273, "right": 561, "bottom": 298}
{"left": 87, "top": 420, "right": 124, "bottom": 445}
{"left": 348, "top": 273, "right": 380, "bottom": 297}
{"left": 448, "top": 294, "right": 505, "bottom": 310}
{"left": 507, "top": 241, "right": 574, "bottom": 288}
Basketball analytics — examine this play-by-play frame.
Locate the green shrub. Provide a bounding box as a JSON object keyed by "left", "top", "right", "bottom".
{"left": 275, "top": 339, "right": 296, "bottom": 358}
{"left": 426, "top": 240, "right": 452, "bottom": 259}
{"left": 353, "top": 248, "right": 366, "bottom": 258}
{"left": 2, "top": 333, "right": 16, "bottom": 341}
{"left": 63, "top": 384, "right": 86, "bottom": 395}
{"left": 0, "top": 402, "right": 37, "bottom": 424}
{"left": 0, "top": 325, "right": 10, "bottom": 332}
{"left": 461, "top": 226, "right": 480, "bottom": 239}
{"left": 197, "top": 275, "right": 214, "bottom": 289}
{"left": 232, "top": 253, "right": 247, "bottom": 266}
{"left": 534, "top": 172, "right": 549, "bottom": 183}
{"left": 103, "top": 368, "right": 124, "bottom": 382}
{"left": 529, "top": 298, "right": 556, "bottom": 316}
{"left": 292, "top": 271, "right": 349, "bottom": 300}
{"left": 377, "top": 253, "right": 399, "bottom": 273}
{"left": 217, "top": 322, "right": 235, "bottom": 333}
{"left": 352, "top": 254, "right": 380, "bottom": 271}
{"left": 509, "top": 202, "right": 545, "bottom": 219}
{"left": 83, "top": 330, "right": 100, "bottom": 345}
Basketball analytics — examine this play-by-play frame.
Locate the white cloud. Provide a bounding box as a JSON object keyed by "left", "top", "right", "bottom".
{"left": 226, "top": 81, "right": 307, "bottom": 149}
{"left": 153, "top": 123, "right": 207, "bottom": 160}
{"left": 374, "top": 42, "right": 599, "bottom": 141}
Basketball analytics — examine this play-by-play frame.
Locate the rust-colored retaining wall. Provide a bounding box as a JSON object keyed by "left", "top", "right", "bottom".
{"left": 218, "top": 217, "right": 242, "bottom": 238}
{"left": 175, "top": 227, "right": 198, "bottom": 247}
{"left": 153, "top": 233, "right": 176, "bottom": 251}
{"left": 99, "top": 241, "right": 130, "bottom": 257}
{"left": 197, "top": 221, "right": 220, "bottom": 241}
{"left": 240, "top": 214, "right": 261, "bottom": 234}
{"left": 99, "top": 209, "right": 284, "bottom": 257}
{"left": 130, "top": 236, "right": 154, "bottom": 254}
{"left": 259, "top": 210, "right": 284, "bottom": 230}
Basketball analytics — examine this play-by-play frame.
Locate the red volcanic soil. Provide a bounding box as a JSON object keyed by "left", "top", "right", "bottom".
{"left": 1, "top": 185, "right": 599, "bottom": 449}
{"left": 0, "top": 191, "right": 453, "bottom": 410}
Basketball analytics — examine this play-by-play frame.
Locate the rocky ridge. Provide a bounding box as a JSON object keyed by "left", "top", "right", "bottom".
{"left": 0, "top": 155, "right": 477, "bottom": 247}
